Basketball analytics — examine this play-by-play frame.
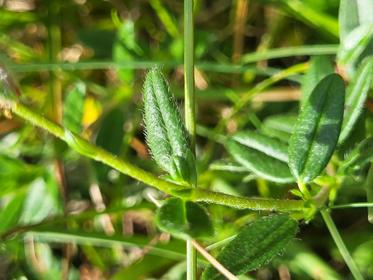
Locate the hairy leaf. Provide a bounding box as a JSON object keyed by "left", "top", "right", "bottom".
{"left": 289, "top": 74, "right": 345, "bottom": 183}
{"left": 202, "top": 214, "right": 298, "bottom": 280}
{"left": 301, "top": 56, "right": 334, "bottom": 107}
{"left": 339, "top": 57, "right": 373, "bottom": 144}
{"left": 143, "top": 67, "right": 196, "bottom": 184}
{"left": 226, "top": 131, "right": 294, "bottom": 183}
{"left": 156, "top": 198, "right": 213, "bottom": 239}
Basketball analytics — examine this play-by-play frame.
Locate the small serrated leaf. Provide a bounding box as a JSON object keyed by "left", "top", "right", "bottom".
{"left": 202, "top": 214, "right": 298, "bottom": 280}
{"left": 226, "top": 131, "right": 294, "bottom": 183}
{"left": 339, "top": 57, "right": 373, "bottom": 144}
{"left": 143, "top": 67, "right": 196, "bottom": 185}
{"left": 156, "top": 198, "right": 213, "bottom": 239}
{"left": 289, "top": 74, "right": 345, "bottom": 183}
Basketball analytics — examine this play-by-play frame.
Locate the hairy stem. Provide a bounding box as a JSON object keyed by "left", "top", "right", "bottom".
{"left": 1, "top": 100, "right": 304, "bottom": 212}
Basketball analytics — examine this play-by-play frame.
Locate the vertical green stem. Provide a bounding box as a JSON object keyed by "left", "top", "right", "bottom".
{"left": 184, "top": 0, "right": 196, "bottom": 279}
{"left": 320, "top": 209, "right": 365, "bottom": 280}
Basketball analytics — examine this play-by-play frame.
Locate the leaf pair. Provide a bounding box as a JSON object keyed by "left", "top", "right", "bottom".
{"left": 143, "top": 67, "right": 196, "bottom": 185}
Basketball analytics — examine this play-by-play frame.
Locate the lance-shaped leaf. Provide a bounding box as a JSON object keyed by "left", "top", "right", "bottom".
{"left": 202, "top": 214, "right": 298, "bottom": 280}
{"left": 289, "top": 74, "right": 345, "bottom": 183}
{"left": 339, "top": 57, "right": 373, "bottom": 144}
{"left": 261, "top": 114, "right": 297, "bottom": 142}
{"left": 226, "top": 131, "right": 294, "bottom": 183}
{"left": 301, "top": 56, "right": 334, "bottom": 107}
{"left": 156, "top": 198, "right": 213, "bottom": 239}
{"left": 143, "top": 67, "right": 196, "bottom": 185}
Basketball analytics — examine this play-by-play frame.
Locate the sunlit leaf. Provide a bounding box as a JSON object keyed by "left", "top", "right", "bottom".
{"left": 289, "top": 74, "right": 345, "bottom": 183}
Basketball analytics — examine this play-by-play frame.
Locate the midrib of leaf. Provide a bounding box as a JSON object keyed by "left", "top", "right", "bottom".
{"left": 299, "top": 80, "right": 333, "bottom": 180}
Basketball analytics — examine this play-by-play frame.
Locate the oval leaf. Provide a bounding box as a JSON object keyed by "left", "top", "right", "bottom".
{"left": 226, "top": 131, "right": 294, "bottom": 183}
{"left": 143, "top": 67, "right": 196, "bottom": 184}
{"left": 289, "top": 74, "right": 345, "bottom": 183}
{"left": 339, "top": 57, "right": 373, "bottom": 144}
{"left": 202, "top": 214, "right": 298, "bottom": 280}
{"left": 156, "top": 198, "right": 213, "bottom": 239}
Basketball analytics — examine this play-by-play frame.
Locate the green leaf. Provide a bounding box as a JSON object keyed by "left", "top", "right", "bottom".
{"left": 337, "top": 24, "right": 373, "bottom": 67}
{"left": 156, "top": 197, "right": 213, "bottom": 239}
{"left": 301, "top": 56, "right": 334, "bottom": 107}
{"left": 62, "top": 81, "right": 86, "bottom": 134}
{"left": 339, "top": 57, "right": 373, "bottom": 144}
{"left": 226, "top": 131, "right": 294, "bottom": 183}
{"left": 340, "top": 137, "right": 373, "bottom": 175}
{"left": 261, "top": 114, "right": 297, "bottom": 142}
{"left": 202, "top": 214, "right": 298, "bottom": 280}
{"left": 143, "top": 67, "right": 196, "bottom": 185}
{"left": 289, "top": 74, "right": 345, "bottom": 183}
{"left": 339, "top": 0, "right": 373, "bottom": 42}
{"left": 0, "top": 191, "right": 26, "bottom": 233}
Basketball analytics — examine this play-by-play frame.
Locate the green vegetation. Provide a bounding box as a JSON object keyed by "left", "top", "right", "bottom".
{"left": 1, "top": 0, "right": 373, "bottom": 279}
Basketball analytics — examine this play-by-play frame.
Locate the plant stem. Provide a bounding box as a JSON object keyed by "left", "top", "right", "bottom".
{"left": 320, "top": 209, "right": 365, "bottom": 280}
{"left": 0, "top": 99, "right": 304, "bottom": 212}
{"left": 184, "top": 0, "right": 197, "bottom": 279}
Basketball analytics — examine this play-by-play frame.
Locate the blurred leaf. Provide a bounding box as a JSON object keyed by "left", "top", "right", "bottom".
{"left": 20, "top": 174, "right": 62, "bottom": 224}
{"left": 339, "top": 0, "right": 373, "bottom": 42}
{"left": 202, "top": 214, "right": 298, "bottom": 280}
{"left": 149, "top": 0, "right": 179, "bottom": 38}
{"left": 261, "top": 114, "right": 297, "bottom": 142}
{"left": 0, "top": 191, "right": 26, "bottom": 233}
{"left": 0, "top": 154, "right": 40, "bottom": 196}
{"left": 78, "top": 29, "right": 115, "bottom": 58}
{"left": 289, "top": 74, "right": 345, "bottom": 183}
{"left": 337, "top": 24, "right": 373, "bottom": 67}
{"left": 301, "top": 56, "right": 334, "bottom": 107}
{"left": 340, "top": 137, "right": 373, "bottom": 175}
{"left": 226, "top": 131, "right": 294, "bottom": 183}
{"left": 353, "top": 239, "right": 373, "bottom": 277}
{"left": 63, "top": 81, "right": 86, "bottom": 134}
{"left": 113, "top": 20, "right": 143, "bottom": 83}
{"left": 156, "top": 197, "right": 213, "bottom": 239}
{"left": 95, "top": 108, "right": 125, "bottom": 182}
{"left": 339, "top": 57, "right": 373, "bottom": 144}
{"left": 113, "top": 254, "right": 173, "bottom": 280}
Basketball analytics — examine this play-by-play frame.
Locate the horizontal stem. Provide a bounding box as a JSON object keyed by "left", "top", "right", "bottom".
{"left": 192, "top": 189, "right": 304, "bottom": 212}
{"left": 3, "top": 100, "right": 304, "bottom": 212}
